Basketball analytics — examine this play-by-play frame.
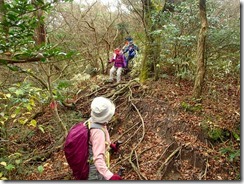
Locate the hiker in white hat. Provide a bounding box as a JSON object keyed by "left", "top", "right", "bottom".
{"left": 90, "top": 96, "right": 115, "bottom": 123}
{"left": 88, "top": 96, "right": 122, "bottom": 180}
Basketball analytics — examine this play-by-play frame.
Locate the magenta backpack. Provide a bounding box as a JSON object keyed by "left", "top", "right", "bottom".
{"left": 64, "top": 121, "right": 103, "bottom": 180}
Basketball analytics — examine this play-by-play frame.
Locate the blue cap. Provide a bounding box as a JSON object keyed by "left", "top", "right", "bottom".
{"left": 125, "top": 37, "right": 133, "bottom": 42}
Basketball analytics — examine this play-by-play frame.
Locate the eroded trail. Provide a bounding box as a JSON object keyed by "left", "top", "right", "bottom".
{"left": 26, "top": 76, "right": 240, "bottom": 180}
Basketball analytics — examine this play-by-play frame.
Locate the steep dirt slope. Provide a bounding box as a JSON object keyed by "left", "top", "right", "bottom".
{"left": 25, "top": 75, "right": 240, "bottom": 180}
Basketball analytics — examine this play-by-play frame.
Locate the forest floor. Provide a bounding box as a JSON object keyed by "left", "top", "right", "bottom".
{"left": 24, "top": 72, "right": 240, "bottom": 181}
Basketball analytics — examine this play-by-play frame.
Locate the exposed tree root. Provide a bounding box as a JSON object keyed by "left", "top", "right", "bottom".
{"left": 114, "top": 121, "right": 141, "bottom": 143}
{"left": 156, "top": 145, "right": 182, "bottom": 180}
{"left": 129, "top": 150, "right": 148, "bottom": 180}
{"left": 153, "top": 142, "right": 174, "bottom": 167}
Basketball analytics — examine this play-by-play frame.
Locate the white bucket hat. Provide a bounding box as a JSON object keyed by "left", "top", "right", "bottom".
{"left": 90, "top": 96, "right": 115, "bottom": 123}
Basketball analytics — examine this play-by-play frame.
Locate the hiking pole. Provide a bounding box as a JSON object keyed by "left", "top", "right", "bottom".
{"left": 117, "top": 166, "right": 125, "bottom": 177}
{"left": 116, "top": 141, "right": 125, "bottom": 177}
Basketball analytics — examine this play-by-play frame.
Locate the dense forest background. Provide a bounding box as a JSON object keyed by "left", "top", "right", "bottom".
{"left": 0, "top": 0, "right": 240, "bottom": 180}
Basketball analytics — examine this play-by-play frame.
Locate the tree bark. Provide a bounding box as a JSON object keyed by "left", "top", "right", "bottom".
{"left": 0, "top": 0, "right": 4, "bottom": 28}
{"left": 139, "top": 0, "right": 165, "bottom": 83}
{"left": 193, "top": 0, "right": 208, "bottom": 98}
{"left": 32, "top": 0, "right": 46, "bottom": 45}
{"left": 0, "top": 0, "right": 10, "bottom": 52}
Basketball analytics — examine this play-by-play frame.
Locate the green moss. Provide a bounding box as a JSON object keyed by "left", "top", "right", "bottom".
{"left": 208, "top": 126, "right": 223, "bottom": 141}
{"left": 181, "top": 101, "right": 202, "bottom": 112}
{"left": 200, "top": 120, "right": 235, "bottom": 142}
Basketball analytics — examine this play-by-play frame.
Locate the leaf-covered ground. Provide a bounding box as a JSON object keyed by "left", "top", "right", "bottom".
{"left": 24, "top": 74, "right": 240, "bottom": 181}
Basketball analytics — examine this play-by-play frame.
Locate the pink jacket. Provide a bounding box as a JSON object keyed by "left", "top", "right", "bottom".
{"left": 110, "top": 53, "right": 126, "bottom": 68}
{"left": 89, "top": 126, "right": 113, "bottom": 180}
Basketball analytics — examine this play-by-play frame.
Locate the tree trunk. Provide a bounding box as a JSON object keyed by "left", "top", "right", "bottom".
{"left": 193, "top": 0, "right": 208, "bottom": 98}
{"left": 0, "top": 0, "right": 10, "bottom": 53}
{"left": 0, "top": 0, "right": 4, "bottom": 29}
{"left": 32, "top": 0, "right": 46, "bottom": 45}
{"left": 139, "top": 0, "right": 166, "bottom": 83}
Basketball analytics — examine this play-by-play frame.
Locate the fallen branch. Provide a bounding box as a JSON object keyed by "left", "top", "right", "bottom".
{"left": 124, "top": 124, "right": 142, "bottom": 146}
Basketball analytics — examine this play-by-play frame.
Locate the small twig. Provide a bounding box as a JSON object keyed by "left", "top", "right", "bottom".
{"left": 199, "top": 158, "right": 209, "bottom": 180}
{"left": 135, "top": 150, "right": 140, "bottom": 172}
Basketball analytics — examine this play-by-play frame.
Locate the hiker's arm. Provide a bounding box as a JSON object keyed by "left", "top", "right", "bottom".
{"left": 90, "top": 129, "right": 113, "bottom": 180}
{"left": 109, "top": 53, "right": 116, "bottom": 63}
{"left": 123, "top": 47, "right": 129, "bottom": 54}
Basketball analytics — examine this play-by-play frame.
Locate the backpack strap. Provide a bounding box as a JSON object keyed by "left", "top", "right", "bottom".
{"left": 84, "top": 120, "right": 106, "bottom": 145}
{"left": 85, "top": 120, "right": 111, "bottom": 167}
{"left": 84, "top": 120, "right": 104, "bottom": 130}
{"left": 89, "top": 122, "right": 107, "bottom": 146}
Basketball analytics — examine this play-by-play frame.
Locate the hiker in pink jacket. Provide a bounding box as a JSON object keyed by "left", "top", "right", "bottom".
{"left": 108, "top": 48, "right": 127, "bottom": 83}
{"left": 87, "top": 96, "right": 122, "bottom": 180}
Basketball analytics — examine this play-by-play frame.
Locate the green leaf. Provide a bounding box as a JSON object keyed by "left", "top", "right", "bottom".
{"left": 229, "top": 151, "right": 240, "bottom": 162}
{"left": 232, "top": 131, "right": 240, "bottom": 141}
{"left": 6, "top": 94, "right": 11, "bottom": 98}
{"left": 0, "top": 162, "right": 7, "bottom": 166}
{"left": 26, "top": 103, "right": 32, "bottom": 111}
{"left": 19, "top": 118, "right": 28, "bottom": 125}
{"left": 29, "top": 98, "right": 35, "bottom": 106}
{"left": 220, "top": 147, "right": 230, "bottom": 154}
{"left": 15, "top": 89, "right": 24, "bottom": 96}
{"left": 37, "top": 165, "right": 44, "bottom": 173}
{"left": 14, "top": 107, "right": 21, "bottom": 116}
{"left": 11, "top": 113, "right": 17, "bottom": 118}
{"left": 7, "top": 65, "right": 20, "bottom": 71}
{"left": 29, "top": 119, "right": 37, "bottom": 127}
{"left": 38, "top": 125, "right": 45, "bottom": 133}
{"left": 5, "top": 164, "right": 15, "bottom": 171}
{"left": 15, "top": 159, "right": 22, "bottom": 165}
{"left": 9, "top": 152, "right": 22, "bottom": 158}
